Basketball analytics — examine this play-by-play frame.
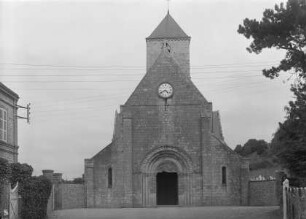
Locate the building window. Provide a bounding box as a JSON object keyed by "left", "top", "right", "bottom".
{"left": 0, "top": 108, "right": 7, "bottom": 142}
{"left": 222, "top": 166, "right": 227, "bottom": 185}
{"left": 108, "top": 167, "right": 112, "bottom": 188}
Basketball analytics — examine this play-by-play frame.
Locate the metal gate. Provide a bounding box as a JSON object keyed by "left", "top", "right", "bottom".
{"left": 9, "top": 183, "right": 18, "bottom": 219}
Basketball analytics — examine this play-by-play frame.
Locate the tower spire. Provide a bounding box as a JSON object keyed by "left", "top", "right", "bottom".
{"left": 167, "top": 0, "right": 170, "bottom": 14}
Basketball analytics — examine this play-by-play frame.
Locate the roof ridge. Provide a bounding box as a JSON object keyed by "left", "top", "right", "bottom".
{"left": 0, "top": 82, "right": 19, "bottom": 99}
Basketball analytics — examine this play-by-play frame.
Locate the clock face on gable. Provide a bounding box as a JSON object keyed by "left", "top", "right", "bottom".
{"left": 158, "top": 83, "right": 173, "bottom": 99}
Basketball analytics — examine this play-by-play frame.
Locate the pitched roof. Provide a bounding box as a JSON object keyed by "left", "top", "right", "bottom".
{"left": 92, "top": 142, "right": 112, "bottom": 160}
{"left": 147, "top": 12, "right": 190, "bottom": 40}
{"left": 0, "top": 82, "right": 19, "bottom": 100}
{"left": 212, "top": 111, "right": 224, "bottom": 141}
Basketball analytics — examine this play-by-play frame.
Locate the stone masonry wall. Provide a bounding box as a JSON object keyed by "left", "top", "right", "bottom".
{"left": 60, "top": 184, "right": 85, "bottom": 209}
{"left": 91, "top": 146, "right": 111, "bottom": 207}
{"left": 0, "top": 91, "right": 18, "bottom": 163}
{"left": 211, "top": 147, "right": 243, "bottom": 206}
{"left": 0, "top": 149, "right": 15, "bottom": 163}
{"left": 249, "top": 180, "right": 278, "bottom": 206}
{"left": 146, "top": 39, "right": 190, "bottom": 77}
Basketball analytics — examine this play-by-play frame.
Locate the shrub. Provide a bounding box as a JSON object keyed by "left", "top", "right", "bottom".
{"left": 0, "top": 158, "right": 11, "bottom": 183}
{"left": 72, "top": 177, "right": 84, "bottom": 184}
{"left": 0, "top": 158, "right": 11, "bottom": 217}
{"left": 249, "top": 160, "right": 273, "bottom": 171}
{"left": 0, "top": 161, "right": 52, "bottom": 218}
{"left": 10, "top": 163, "right": 33, "bottom": 188}
{"left": 288, "top": 177, "right": 306, "bottom": 187}
{"left": 19, "top": 176, "right": 52, "bottom": 219}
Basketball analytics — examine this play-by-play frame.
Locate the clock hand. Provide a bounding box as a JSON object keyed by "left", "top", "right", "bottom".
{"left": 162, "top": 90, "right": 169, "bottom": 96}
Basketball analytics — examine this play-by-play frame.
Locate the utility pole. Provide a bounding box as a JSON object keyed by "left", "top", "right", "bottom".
{"left": 17, "top": 103, "right": 31, "bottom": 124}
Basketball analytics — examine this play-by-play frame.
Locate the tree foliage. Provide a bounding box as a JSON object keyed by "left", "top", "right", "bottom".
{"left": 238, "top": 0, "right": 306, "bottom": 177}
{"left": 234, "top": 144, "right": 243, "bottom": 154}
{"left": 62, "top": 177, "right": 84, "bottom": 184}
{"left": 238, "top": 0, "right": 306, "bottom": 79}
{"left": 0, "top": 158, "right": 11, "bottom": 183}
{"left": 72, "top": 177, "right": 84, "bottom": 184}
{"left": 270, "top": 82, "right": 306, "bottom": 177}
{"left": 0, "top": 161, "right": 52, "bottom": 218}
{"left": 234, "top": 139, "right": 269, "bottom": 156}
{"left": 10, "top": 163, "right": 33, "bottom": 188}
{"left": 19, "top": 176, "right": 52, "bottom": 219}
{"left": 0, "top": 158, "right": 10, "bottom": 215}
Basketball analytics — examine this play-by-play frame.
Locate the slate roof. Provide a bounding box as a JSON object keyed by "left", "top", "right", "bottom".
{"left": 0, "top": 82, "right": 19, "bottom": 100}
{"left": 147, "top": 12, "right": 190, "bottom": 40}
{"left": 92, "top": 142, "right": 112, "bottom": 160}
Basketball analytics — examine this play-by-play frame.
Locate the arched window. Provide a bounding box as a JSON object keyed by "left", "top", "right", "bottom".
{"left": 222, "top": 166, "right": 227, "bottom": 185}
{"left": 0, "top": 108, "right": 7, "bottom": 142}
{"left": 108, "top": 167, "right": 112, "bottom": 188}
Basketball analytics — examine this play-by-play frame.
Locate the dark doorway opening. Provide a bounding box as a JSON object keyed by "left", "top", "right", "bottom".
{"left": 156, "top": 172, "right": 178, "bottom": 205}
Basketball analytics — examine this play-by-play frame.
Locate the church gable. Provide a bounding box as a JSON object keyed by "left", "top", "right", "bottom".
{"left": 125, "top": 51, "right": 207, "bottom": 106}
{"left": 84, "top": 11, "right": 249, "bottom": 209}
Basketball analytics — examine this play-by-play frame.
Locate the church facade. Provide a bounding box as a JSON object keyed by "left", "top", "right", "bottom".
{"left": 84, "top": 12, "right": 249, "bottom": 208}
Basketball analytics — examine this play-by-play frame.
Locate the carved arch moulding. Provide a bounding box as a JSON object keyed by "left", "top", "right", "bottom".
{"left": 140, "top": 145, "right": 193, "bottom": 174}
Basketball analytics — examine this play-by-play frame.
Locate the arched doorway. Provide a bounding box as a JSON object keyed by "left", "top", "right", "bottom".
{"left": 156, "top": 172, "right": 178, "bottom": 205}
{"left": 140, "top": 146, "right": 193, "bottom": 207}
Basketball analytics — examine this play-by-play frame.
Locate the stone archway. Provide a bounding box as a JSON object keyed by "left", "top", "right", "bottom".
{"left": 140, "top": 146, "right": 193, "bottom": 207}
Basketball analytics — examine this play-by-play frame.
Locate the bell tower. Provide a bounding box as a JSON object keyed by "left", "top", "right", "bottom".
{"left": 146, "top": 12, "right": 191, "bottom": 77}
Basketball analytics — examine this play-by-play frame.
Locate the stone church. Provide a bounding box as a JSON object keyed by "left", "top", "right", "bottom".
{"left": 84, "top": 12, "right": 249, "bottom": 208}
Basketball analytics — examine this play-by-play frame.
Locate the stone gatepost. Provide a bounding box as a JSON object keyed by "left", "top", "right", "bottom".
{"left": 42, "top": 169, "right": 55, "bottom": 216}
{"left": 84, "top": 159, "right": 94, "bottom": 208}
{"left": 52, "top": 173, "right": 63, "bottom": 184}
{"left": 283, "top": 179, "right": 289, "bottom": 219}
{"left": 53, "top": 173, "right": 63, "bottom": 210}
{"left": 275, "top": 170, "right": 287, "bottom": 208}
{"left": 42, "top": 169, "right": 54, "bottom": 181}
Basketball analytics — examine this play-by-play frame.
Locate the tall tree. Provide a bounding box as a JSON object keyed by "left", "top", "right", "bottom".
{"left": 270, "top": 82, "right": 306, "bottom": 177}
{"left": 234, "top": 144, "right": 243, "bottom": 154}
{"left": 238, "top": 0, "right": 306, "bottom": 177}
{"left": 238, "top": 0, "right": 306, "bottom": 79}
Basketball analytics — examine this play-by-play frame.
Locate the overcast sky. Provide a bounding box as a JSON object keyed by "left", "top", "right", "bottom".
{"left": 0, "top": 0, "right": 293, "bottom": 179}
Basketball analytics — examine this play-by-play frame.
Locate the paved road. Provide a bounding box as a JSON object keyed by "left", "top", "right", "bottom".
{"left": 51, "top": 206, "right": 281, "bottom": 219}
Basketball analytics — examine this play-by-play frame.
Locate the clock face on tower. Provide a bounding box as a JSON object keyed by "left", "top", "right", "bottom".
{"left": 158, "top": 83, "right": 173, "bottom": 99}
